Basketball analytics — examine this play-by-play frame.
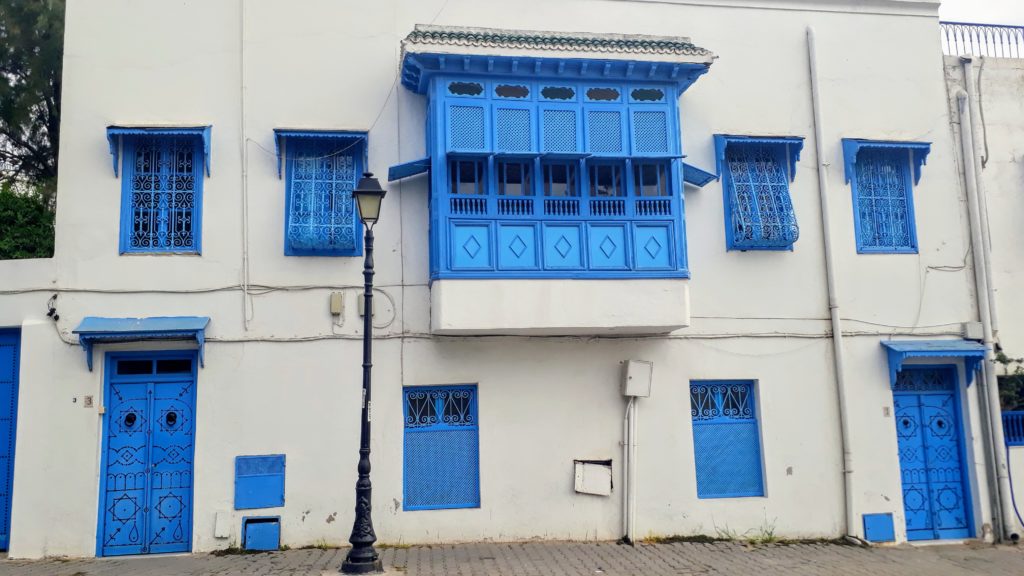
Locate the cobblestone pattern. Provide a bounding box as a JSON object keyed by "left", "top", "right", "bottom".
{"left": 1, "top": 541, "right": 1023, "bottom": 576}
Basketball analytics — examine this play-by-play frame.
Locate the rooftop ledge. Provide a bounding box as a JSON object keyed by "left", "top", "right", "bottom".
{"left": 430, "top": 279, "right": 690, "bottom": 336}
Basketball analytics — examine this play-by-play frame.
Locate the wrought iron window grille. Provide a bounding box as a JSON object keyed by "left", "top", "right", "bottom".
{"left": 689, "top": 380, "right": 765, "bottom": 499}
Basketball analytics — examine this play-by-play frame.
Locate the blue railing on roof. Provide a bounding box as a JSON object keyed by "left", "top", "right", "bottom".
{"left": 1005, "top": 411, "right": 1024, "bottom": 446}
{"left": 940, "top": 21, "right": 1024, "bottom": 58}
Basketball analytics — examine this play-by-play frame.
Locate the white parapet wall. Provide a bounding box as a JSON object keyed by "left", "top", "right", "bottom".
{"left": 431, "top": 279, "right": 690, "bottom": 335}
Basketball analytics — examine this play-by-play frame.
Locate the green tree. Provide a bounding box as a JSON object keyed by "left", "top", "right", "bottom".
{"left": 0, "top": 183, "right": 54, "bottom": 258}
{"left": 0, "top": 0, "right": 64, "bottom": 207}
{"left": 996, "top": 352, "right": 1024, "bottom": 411}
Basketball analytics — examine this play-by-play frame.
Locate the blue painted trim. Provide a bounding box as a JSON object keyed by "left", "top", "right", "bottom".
{"left": 273, "top": 129, "right": 367, "bottom": 179}
{"left": 282, "top": 136, "right": 365, "bottom": 257}
{"left": 389, "top": 157, "right": 431, "bottom": 182}
{"left": 681, "top": 162, "right": 716, "bottom": 187}
{"left": 881, "top": 340, "right": 986, "bottom": 388}
{"left": 0, "top": 329, "right": 19, "bottom": 551}
{"left": 713, "top": 135, "right": 804, "bottom": 182}
{"left": 842, "top": 139, "right": 931, "bottom": 185}
{"left": 96, "top": 350, "right": 198, "bottom": 557}
{"left": 892, "top": 364, "right": 976, "bottom": 540}
{"left": 107, "top": 126, "right": 211, "bottom": 177}
{"left": 402, "top": 53, "right": 710, "bottom": 95}
{"left": 73, "top": 317, "right": 209, "bottom": 371}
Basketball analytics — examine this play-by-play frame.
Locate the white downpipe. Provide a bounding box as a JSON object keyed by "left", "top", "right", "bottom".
{"left": 629, "top": 399, "right": 638, "bottom": 542}
{"left": 622, "top": 398, "right": 632, "bottom": 541}
{"left": 807, "top": 27, "right": 857, "bottom": 539}
{"left": 956, "top": 72, "right": 1016, "bottom": 540}
{"left": 963, "top": 58, "right": 999, "bottom": 336}
{"left": 238, "top": 0, "right": 251, "bottom": 331}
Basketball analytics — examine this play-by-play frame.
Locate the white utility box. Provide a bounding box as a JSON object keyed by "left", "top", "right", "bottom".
{"left": 622, "top": 359, "right": 653, "bottom": 397}
{"left": 574, "top": 460, "right": 613, "bottom": 496}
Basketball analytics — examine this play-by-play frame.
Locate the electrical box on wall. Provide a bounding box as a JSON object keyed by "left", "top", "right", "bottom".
{"left": 622, "top": 360, "right": 653, "bottom": 397}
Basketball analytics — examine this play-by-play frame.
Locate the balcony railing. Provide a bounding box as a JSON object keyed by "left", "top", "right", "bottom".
{"left": 1005, "top": 411, "right": 1024, "bottom": 446}
{"left": 941, "top": 21, "right": 1024, "bottom": 58}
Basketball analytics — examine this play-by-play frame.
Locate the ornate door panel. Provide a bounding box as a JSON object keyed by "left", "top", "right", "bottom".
{"left": 894, "top": 367, "right": 971, "bottom": 541}
{"left": 101, "top": 380, "right": 150, "bottom": 555}
{"left": 147, "top": 379, "right": 195, "bottom": 554}
{"left": 101, "top": 357, "right": 196, "bottom": 556}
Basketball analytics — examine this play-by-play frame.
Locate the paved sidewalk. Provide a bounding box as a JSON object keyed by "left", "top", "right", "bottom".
{"left": 1, "top": 541, "right": 1024, "bottom": 576}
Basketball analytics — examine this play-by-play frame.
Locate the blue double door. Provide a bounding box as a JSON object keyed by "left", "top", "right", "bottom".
{"left": 100, "top": 354, "right": 197, "bottom": 556}
{"left": 894, "top": 367, "right": 972, "bottom": 541}
{"left": 0, "top": 330, "right": 21, "bottom": 550}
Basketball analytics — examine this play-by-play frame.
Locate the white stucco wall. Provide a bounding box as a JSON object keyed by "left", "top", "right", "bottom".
{"left": 0, "top": 0, "right": 1001, "bottom": 558}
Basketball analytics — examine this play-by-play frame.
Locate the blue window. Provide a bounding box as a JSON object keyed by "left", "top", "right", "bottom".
{"left": 842, "top": 139, "right": 931, "bottom": 254}
{"left": 689, "top": 380, "right": 764, "bottom": 499}
{"left": 714, "top": 135, "right": 804, "bottom": 251}
{"left": 118, "top": 135, "right": 204, "bottom": 254}
{"left": 275, "top": 130, "right": 366, "bottom": 256}
{"left": 403, "top": 385, "right": 480, "bottom": 510}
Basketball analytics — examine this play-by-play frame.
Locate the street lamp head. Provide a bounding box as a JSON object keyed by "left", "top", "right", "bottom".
{"left": 354, "top": 172, "right": 387, "bottom": 225}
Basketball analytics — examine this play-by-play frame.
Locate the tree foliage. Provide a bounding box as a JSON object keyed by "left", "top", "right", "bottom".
{"left": 0, "top": 0, "right": 64, "bottom": 205}
{"left": 0, "top": 183, "right": 54, "bottom": 258}
{"left": 996, "top": 351, "right": 1024, "bottom": 411}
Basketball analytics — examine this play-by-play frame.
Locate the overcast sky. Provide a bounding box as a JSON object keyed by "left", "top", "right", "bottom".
{"left": 939, "top": 0, "right": 1024, "bottom": 26}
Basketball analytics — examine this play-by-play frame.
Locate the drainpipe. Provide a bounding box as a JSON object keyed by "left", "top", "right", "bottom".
{"left": 807, "top": 27, "right": 857, "bottom": 539}
{"left": 622, "top": 398, "right": 632, "bottom": 542}
{"left": 955, "top": 65, "right": 1017, "bottom": 540}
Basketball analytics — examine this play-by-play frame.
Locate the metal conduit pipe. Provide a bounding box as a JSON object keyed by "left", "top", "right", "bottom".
{"left": 806, "top": 27, "right": 857, "bottom": 539}
{"left": 955, "top": 66, "right": 1017, "bottom": 540}
{"left": 622, "top": 398, "right": 632, "bottom": 542}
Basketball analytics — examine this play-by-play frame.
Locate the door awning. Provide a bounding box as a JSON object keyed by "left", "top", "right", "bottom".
{"left": 73, "top": 316, "right": 210, "bottom": 371}
{"left": 881, "top": 340, "right": 986, "bottom": 388}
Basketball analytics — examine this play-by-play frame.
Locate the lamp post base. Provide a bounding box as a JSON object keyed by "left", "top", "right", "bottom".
{"left": 340, "top": 556, "right": 383, "bottom": 574}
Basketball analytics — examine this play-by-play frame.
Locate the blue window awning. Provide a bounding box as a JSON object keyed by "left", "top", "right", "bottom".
{"left": 107, "top": 126, "right": 212, "bottom": 177}
{"left": 388, "top": 157, "right": 431, "bottom": 182}
{"left": 273, "top": 129, "right": 367, "bottom": 178}
{"left": 842, "top": 139, "right": 931, "bottom": 185}
{"left": 713, "top": 135, "right": 805, "bottom": 182}
{"left": 73, "top": 316, "right": 210, "bottom": 371}
{"left": 881, "top": 339, "right": 986, "bottom": 388}
{"left": 682, "top": 162, "right": 716, "bottom": 187}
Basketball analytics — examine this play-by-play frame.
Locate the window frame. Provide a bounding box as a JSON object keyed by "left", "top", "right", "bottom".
{"left": 402, "top": 384, "right": 481, "bottom": 511}
{"left": 850, "top": 148, "right": 919, "bottom": 254}
{"left": 689, "top": 379, "right": 766, "bottom": 499}
{"left": 118, "top": 135, "right": 205, "bottom": 255}
{"left": 282, "top": 137, "right": 365, "bottom": 257}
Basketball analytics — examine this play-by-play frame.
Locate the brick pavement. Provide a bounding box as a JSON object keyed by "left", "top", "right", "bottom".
{"left": 1, "top": 540, "right": 1023, "bottom": 576}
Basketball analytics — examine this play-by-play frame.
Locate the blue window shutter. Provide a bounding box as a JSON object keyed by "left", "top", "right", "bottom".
{"left": 403, "top": 385, "right": 480, "bottom": 510}
{"left": 690, "top": 381, "right": 764, "bottom": 499}
{"left": 119, "top": 135, "right": 204, "bottom": 254}
{"left": 284, "top": 137, "right": 363, "bottom": 256}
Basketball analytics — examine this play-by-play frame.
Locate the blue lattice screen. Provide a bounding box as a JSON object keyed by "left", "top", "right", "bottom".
{"left": 723, "top": 143, "right": 798, "bottom": 250}
{"left": 121, "top": 136, "right": 202, "bottom": 253}
{"left": 690, "top": 381, "right": 764, "bottom": 499}
{"left": 853, "top": 148, "right": 916, "bottom": 252}
{"left": 285, "top": 139, "right": 359, "bottom": 256}
{"left": 403, "top": 386, "right": 480, "bottom": 510}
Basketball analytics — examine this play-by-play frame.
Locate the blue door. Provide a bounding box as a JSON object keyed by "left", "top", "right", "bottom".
{"left": 100, "top": 354, "right": 196, "bottom": 556}
{"left": 0, "top": 330, "right": 21, "bottom": 550}
{"left": 894, "top": 366, "right": 972, "bottom": 541}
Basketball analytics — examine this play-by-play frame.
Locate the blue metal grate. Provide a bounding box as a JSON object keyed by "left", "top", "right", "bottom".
{"left": 723, "top": 143, "right": 798, "bottom": 250}
{"left": 1004, "top": 412, "right": 1024, "bottom": 447}
{"left": 235, "top": 455, "right": 286, "bottom": 510}
{"left": 449, "top": 105, "right": 486, "bottom": 151}
{"left": 120, "top": 136, "right": 202, "bottom": 253}
{"left": 894, "top": 367, "right": 955, "bottom": 392}
{"left": 403, "top": 386, "right": 480, "bottom": 510}
{"left": 587, "top": 110, "right": 623, "bottom": 154}
{"left": 852, "top": 148, "right": 916, "bottom": 253}
{"left": 285, "top": 138, "right": 359, "bottom": 256}
{"left": 690, "top": 381, "right": 764, "bottom": 499}
{"left": 495, "top": 108, "right": 532, "bottom": 152}
{"left": 542, "top": 109, "right": 577, "bottom": 152}
{"left": 632, "top": 110, "right": 669, "bottom": 155}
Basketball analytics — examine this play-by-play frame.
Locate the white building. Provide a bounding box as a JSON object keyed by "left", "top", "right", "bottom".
{"left": 0, "top": 0, "right": 1019, "bottom": 560}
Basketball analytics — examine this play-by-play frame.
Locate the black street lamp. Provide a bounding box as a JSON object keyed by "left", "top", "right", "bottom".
{"left": 341, "top": 172, "right": 387, "bottom": 574}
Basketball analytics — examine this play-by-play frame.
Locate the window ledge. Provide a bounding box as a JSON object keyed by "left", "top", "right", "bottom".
{"left": 430, "top": 278, "right": 689, "bottom": 335}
